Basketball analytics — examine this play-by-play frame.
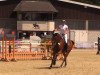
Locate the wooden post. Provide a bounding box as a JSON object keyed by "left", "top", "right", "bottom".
{"left": 4, "top": 35, "right": 8, "bottom": 61}
{"left": 30, "top": 43, "right": 31, "bottom": 52}
{"left": 11, "top": 31, "right": 16, "bottom": 61}
{"left": 12, "top": 31, "right": 15, "bottom": 58}
{"left": 69, "top": 28, "right": 70, "bottom": 40}
{"left": 42, "top": 42, "right": 47, "bottom": 60}
{"left": 2, "top": 35, "right": 4, "bottom": 58}
{"left": 9, "top": 40, "right": 11, "bottom": 57}
{"left": 97, "top": 37, "right": 100, "bottom": 54}
{"left": 1, "top": 31, "right": 5, "bottom": 60}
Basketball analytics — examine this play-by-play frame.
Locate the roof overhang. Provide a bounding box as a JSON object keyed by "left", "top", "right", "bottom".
{"left": 0, "top": 0, "right": 6, "bottom": 1}
{"left": 59, "top": 0, "right": 100, "bottom": 9}
{"left": 14, "top": 1, "right": 58, "bottom": 13}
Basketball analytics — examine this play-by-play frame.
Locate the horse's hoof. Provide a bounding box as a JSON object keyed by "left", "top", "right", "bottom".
{"left": 63, "top": 65, "right": 67, "bottom": 68}
{"left": 60, "top": 66, "right": 63, "bottom": 68}
{"left": 59, "top": 67, "right": 62, "bottom": 68}
{"left": 49, "top": 67, "right": 52, "bottom": 69}
{"left": 64, "top": 66, "right": 66, "bottom": 67}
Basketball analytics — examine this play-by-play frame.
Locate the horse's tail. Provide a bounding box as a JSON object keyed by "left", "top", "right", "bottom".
{"left": 71, "top": 40, "right": 75, "bottom": 45}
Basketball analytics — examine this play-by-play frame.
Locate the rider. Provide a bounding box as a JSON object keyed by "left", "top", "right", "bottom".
{"left": 59, "top": 20, "right": 69, "bottom": 50}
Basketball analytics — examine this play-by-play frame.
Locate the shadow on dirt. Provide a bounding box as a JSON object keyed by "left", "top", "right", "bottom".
{"left": 34, "top": 66, "right": 60, "bottom": 69}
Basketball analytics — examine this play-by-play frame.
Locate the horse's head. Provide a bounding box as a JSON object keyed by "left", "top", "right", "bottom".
{"left": 51, "top": 33, "right": 65, "bottom": 52}
{"left": 52, "top": 33, "right": 62, "bottom": 43}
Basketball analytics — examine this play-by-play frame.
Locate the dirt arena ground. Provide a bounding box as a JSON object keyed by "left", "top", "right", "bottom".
{"left": 0, "top": 49, "right": 100, "bottom": 75}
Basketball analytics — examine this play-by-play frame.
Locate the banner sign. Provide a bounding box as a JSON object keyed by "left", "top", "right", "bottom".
{"left": 17, "top": 21, "right": 55, "bottom": 31}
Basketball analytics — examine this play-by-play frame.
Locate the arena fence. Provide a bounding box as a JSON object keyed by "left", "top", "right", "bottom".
{"left": 0, "top": 32, "right": 53, "bottom": 61}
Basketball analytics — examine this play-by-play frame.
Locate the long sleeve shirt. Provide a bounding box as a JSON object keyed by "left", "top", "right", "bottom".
{"left": 59, "top": 24, "right": 68, "bottom": 35}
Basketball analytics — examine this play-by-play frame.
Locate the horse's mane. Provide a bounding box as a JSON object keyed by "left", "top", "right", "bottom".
{"left": 52, "top": 33, "right": 75, "bottom": 47}
{"left": 52, "top": 33, "right": 62, "bottom": 41}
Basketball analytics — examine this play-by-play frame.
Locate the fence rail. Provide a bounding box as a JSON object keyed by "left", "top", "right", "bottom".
{"left": 0, "top": 42, "right": 52, "bottom": 61}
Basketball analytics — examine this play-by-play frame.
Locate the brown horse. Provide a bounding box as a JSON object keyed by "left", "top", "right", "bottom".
{"left": 49, "top": 33, "right": 74, "bottom": 69}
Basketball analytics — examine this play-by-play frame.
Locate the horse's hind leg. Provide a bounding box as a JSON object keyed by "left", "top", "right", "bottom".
{"left": 60, "top": 59, "right": 64, "bottom": 67}
{"left": 60, "top": 53, "right": 67, "bottom": 67}
{"left": 64, "top": 53, "right": 68, "bottom": 67}
{"left": 64, "top": 56, "right": 67, "bottom": 67}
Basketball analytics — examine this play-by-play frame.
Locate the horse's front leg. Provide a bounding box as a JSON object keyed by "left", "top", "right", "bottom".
{"left": 49, "top": 59, "right": 56, "bottom": 69}
{"left": 49, "top": 54, "right": 57, "bottom": 69}
{"left": 49, "top": 59, "right": 53, "bottom": 69}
